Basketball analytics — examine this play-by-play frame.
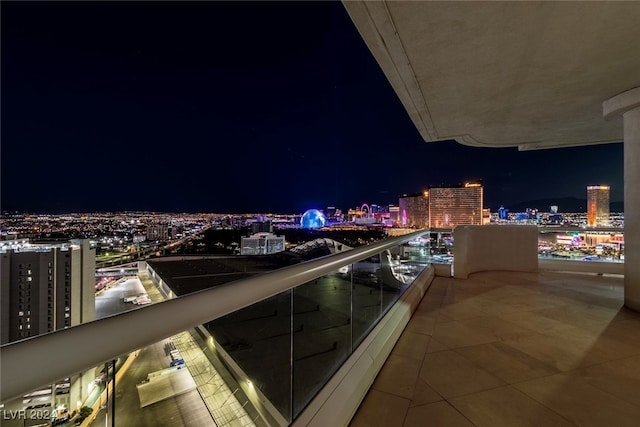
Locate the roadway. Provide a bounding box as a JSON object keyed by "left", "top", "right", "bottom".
{"left": 89, "top": 275, "right": 215, "bottom": 427}
{"left": 95, "top": 277, "right": 148, "bottom": 319}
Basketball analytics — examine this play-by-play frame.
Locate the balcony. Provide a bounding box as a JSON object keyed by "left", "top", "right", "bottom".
{"left": 2, "top": 226, "right": 637, "bottom": 426}
{"left": 352, "top": 269, "right": 640, "bottom": 426}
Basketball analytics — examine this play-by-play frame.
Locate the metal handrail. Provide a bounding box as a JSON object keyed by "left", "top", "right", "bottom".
{"left": 0, "top": 229, "right": 428, "bottom": 402}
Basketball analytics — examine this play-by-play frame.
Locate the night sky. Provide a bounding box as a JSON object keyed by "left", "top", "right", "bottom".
{"left": 1, "top": 1, "right": 624, "bottom": 214}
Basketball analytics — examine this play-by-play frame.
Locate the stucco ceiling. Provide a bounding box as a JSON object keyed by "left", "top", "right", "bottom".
{"left": 343, "top": 1, "right": 640, "bottom": 150}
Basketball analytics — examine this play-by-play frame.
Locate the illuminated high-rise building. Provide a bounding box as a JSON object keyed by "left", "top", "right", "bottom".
{"left": 428, "top": 181, "right": 484, "bottom": 228}
{"left": 389, "top": 205, "right": 400, "bottom": 224}
{"left": 0, "top": 239, "right": 95, "bottom": 345}
{"left": 398, "top": 191, "right": 429, "bottom": 228}
{"left": 398, "top": 181, "right": 484, "bottom": 229}
{"left": 587, "top": 185, "right": 610, "bottom": 227}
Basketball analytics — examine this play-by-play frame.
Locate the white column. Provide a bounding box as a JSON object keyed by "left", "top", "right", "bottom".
{"left": 604, "top": 87, "right": 640, "bottom": 311}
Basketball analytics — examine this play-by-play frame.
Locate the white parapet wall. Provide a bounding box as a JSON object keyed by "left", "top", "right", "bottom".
{"left": 539, "top": 258, "right": 624, "bottom": 275}
{"left": 453, "top": 225, "right": 539, "bottom": 279}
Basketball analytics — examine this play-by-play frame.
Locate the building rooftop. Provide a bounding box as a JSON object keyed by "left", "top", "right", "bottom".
{"left": 351, "top": 270, "right": 640, "bottom": 426}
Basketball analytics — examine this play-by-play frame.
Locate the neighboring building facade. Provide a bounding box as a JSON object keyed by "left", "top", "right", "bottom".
{"left": 587, "top": 185, "right": 610, "bottom": 227}
{"left": 0, "top": 239, "right": 96, "bottom": 423}
{"left": 241, "top": 232, "right": 286, "bottom": 255}
{"left": 251, "top": 220, "right": 272, "bottom": 234}
{"left": 0, "top": 239, "right": 95, "bottom": 344}
{"left": 398, "top": 192, "right": 429, "bottom": 228}
{"left": 429, "top": 182, "right": 484, "bottom": 228}
{"left": 399, "top": 181, "right": 484, "bottom": 229}
{"left": 146, "top": 224, "right": 169, "bottom": 241}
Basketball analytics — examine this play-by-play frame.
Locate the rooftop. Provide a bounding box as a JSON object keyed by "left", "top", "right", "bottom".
{"left": 351, "top": 270, "right": 640, "bottom": 426}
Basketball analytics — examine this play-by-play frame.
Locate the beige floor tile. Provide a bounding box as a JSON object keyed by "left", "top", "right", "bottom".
{"left": 349, "top": 389, "right": 409, "bottom": 427}
{"left": 502, "top": 331, "right": 608, "bottom": 371}
{"left": 456, "top": 341, "right": 560, "bottom": 384}
{"left": 419, "top": 350, "right": 505, "bottom": 398}
{"left": 450, "top": 385, "right": 575, "bottom": 427}
{"left": 499, "top": 310, "right": 572, "bottom": 335}
{"left": 404, "top": 401, "right": 475, "bottom": 427}
{"left": 409, "top": 378, "right": 443, "bottom": 407}
{"left": 534, "top": 304, "right": 624, "bottom": 331}
{"left": 515, "top": 372, "right": 640, "bottom": 427}
{"left": 438, "top": 300, "right": 490, "bottom": 321}
{"left": 353, "top": 271, "right": 639, "bottom": 427}
{"left": 391, "top": 331, "right": 430, "bottom": 361}
{"left": 543, "top": 323, "right": 640, "bottom": 362}
{"left": 431, "top": 320, "right": 497, "bottom": 349}
{"left": 579, "top": 355, "right": 640, "bottom": 406}
{"left": 610, "top": 306, "right": 640, "bottom": 323}
{"left": 403, "top": 312, "right": 438, "bottom": 336}
{"left": 457, "top": 315, "right": 539, "bottom": 342}
{"left": 426, "top": 338, "right": 448, "bottom": 353}
{"left": 372, "top": 354, "right": 421, "bottom": 399}
{"left": 472, "top": 297, "right": 537, "bottom": 317}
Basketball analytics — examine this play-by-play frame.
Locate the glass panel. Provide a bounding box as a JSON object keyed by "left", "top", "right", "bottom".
{"left": 379, "top": 249, "right": 409, "bottom": 314}
{"left": 206, "top": 290, "right": 292, "bottom": 422}
{"left": 292, "top": 271, "right": 351, "bottom": 418}
{"left": 351, "top": 253, "right": 383, "bottom": 348}
{"left": 538, "top": 230, "right": 625, "bottom": 262}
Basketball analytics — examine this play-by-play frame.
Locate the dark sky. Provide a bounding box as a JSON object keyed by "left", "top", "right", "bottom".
{"left": 1, "top": 1, "right": 624, "bottom": 214}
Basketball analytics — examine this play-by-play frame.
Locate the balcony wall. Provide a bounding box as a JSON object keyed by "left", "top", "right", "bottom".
{"left": 453, "top": 225, "right": 538, "bottom": 279}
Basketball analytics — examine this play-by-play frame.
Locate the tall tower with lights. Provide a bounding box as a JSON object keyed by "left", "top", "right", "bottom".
{"left": 587, "top": 185, "right": 610, "bottom": 227}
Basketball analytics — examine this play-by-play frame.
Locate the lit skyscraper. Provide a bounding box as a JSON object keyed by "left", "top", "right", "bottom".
{"left": 398, "top": 192, "right": 429, "bottom": 228}
{"left": 587, "top": 185, "right": 610, "bottom": 227}
{"left": 429, "top": 182, "right": 484, "bottom": 228}
{"left": 0, "top": 239, "right": 95, "bottom": 418}
{"left": 398, "top": 181, "right": 484, "bottom": 229}
{"left": 0, "top": 239, "right": 95, "bottom": 344}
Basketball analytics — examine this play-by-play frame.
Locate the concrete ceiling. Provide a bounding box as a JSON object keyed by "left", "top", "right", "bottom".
{"left": 343, "top": 1, "right": 640, "bottom": 150}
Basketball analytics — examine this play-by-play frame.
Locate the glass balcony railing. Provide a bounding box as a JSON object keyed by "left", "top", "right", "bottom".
{"left": 0, "top": 230, "right": 431, "bottom": 427}
{"left": 204, "top": 239, "right": 430, "bottom": 423}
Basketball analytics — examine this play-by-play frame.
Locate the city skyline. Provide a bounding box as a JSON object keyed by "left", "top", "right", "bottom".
{"left": 1, "top": 1, "right": 624, "bottom": 214}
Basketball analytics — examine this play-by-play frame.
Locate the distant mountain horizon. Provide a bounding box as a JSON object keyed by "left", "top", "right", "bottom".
{"left": 488, "top": 197, "right": 624, "bottom": 213}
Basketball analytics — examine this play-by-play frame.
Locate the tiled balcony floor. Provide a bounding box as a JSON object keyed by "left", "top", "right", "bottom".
{"left": 350, "top": 270, "right": 640, "bottom": 427}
